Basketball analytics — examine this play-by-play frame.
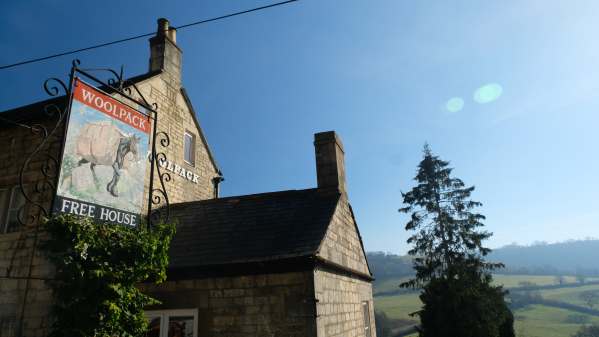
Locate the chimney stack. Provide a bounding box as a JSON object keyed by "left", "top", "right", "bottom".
{"left": 314, "top": 131, "right": 346, "bottom": 194}
{"left": 149, "top": 18, "right": 182, "bottom": 84}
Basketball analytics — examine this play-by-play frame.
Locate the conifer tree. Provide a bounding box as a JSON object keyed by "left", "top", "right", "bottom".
{"left": 399, "top": 144, "right": 514, "bottom": 337}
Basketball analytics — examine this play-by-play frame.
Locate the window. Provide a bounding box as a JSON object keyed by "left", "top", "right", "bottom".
{"left": 0, "top": 186, "right": 26, "bottom": 234}
{"left": 145, "top": 309, "right": 198, "bottom": 337}
{"left": 183, "top": 131, "right": 195, "bottom": 166}
{"left": 0, "top": 315, "right": 17, "bottom": 337}
{"left": 0, "top": 188, "right": 9, "bottom": 227}
{"left": 362, "top": 301, "right": 371, "bottom": 337}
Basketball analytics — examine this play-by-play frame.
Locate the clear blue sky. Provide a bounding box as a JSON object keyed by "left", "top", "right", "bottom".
{"left": 1, "top": 1, "right": 598, "bottom": 254}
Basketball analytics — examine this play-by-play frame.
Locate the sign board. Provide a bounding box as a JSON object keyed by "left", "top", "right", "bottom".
{"left": 53, "top": 78, "right": 151, "bottom": 226}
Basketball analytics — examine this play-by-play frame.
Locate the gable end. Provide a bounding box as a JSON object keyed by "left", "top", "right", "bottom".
{"left": 180, "top": 88, "right": 221, "bottom": 175}
{"left": 316, "top": 196, "right": 373, "bottom": 277}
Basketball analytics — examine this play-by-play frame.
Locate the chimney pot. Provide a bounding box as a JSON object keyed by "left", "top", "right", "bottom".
{"left": 157, "top": 18, "right": 169, "bottom": 36}
{"left": 168, "top": 27, "right": 177, "bottom": 43}
{"left": 149, "top": 17, "right": 182, "bottom": 84}
{"left": 314, "top": 131, "right": 347, "bottom": 194}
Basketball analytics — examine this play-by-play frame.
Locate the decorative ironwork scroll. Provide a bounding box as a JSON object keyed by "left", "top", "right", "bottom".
{"left": 148, "top": 130, "right": 172, "bottom": 227}
{"left": 14, "top": 59, "right": 171, "bottom": 228}
{"left": 8, "top": 67, "right": 74, "bottom": 278}
{"left": 17, "top": 76, "right": 70, "bottom": 226}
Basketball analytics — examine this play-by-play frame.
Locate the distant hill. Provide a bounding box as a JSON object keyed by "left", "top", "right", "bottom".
{"left": 367, "top": 239, "right": 599, "bottom": 279}
{"left": 488, "top": 239, "right": 599, "bottom": 276}
{"left": 366, "top": 251, "right": 414, "bottom": 280}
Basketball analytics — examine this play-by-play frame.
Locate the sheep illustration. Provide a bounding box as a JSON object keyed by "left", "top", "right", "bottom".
{"left": 74, "top": 121, "right": 140, "bottom": 197}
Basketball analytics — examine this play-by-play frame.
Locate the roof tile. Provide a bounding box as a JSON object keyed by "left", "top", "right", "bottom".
{"left": 168, "top": 188, "right": 340, "bottom": 268}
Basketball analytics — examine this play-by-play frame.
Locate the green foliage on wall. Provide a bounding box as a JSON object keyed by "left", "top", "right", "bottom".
{"left": 42, "top": 215, "right": 176, "bottom": 337}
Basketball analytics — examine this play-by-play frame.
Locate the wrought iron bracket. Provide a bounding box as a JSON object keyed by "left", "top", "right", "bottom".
{"left": 16, "top": 59, "right": 171, "bottom": 229}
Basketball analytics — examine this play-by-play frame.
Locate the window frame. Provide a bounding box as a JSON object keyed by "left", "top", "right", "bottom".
{"left": 145, "top": 308, "right": 198, "bottom": 337}
{"left": 183, "top": 131, "right": 196, "bottom": 167}
{"left": 0, "top": 185, "right": 26, "bottom": 234}
{"left": 0, "top": 187, "right": 9, "bottom": 233}
{"left": 362, "top": 300, "right": 372, "bottom": 337}
{"left": 6, "top": 185, "right": 26, "bottom": 233}
{"left": 0, "top": 314, "right": 17, "bottom": 337}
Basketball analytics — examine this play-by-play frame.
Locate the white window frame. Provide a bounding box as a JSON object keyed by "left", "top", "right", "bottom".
{"left": 145, "top": 308, "right": 198, "bottom": 337}
{"left": 183, "top": 131, "right": 196, "bottom": 166}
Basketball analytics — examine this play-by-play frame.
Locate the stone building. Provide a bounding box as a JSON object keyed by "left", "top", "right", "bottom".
{"left": 0, "top": 18, "right": 376, "bottom": 337}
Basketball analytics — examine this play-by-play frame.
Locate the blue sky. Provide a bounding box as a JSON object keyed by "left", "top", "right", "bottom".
{"left": 1, "top": 1, "right": 598, "bottom": 254}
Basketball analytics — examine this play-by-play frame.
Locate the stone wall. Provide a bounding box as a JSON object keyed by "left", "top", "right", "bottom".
{"left": 313, "top": 195, "right": 376, "bottom": 337}
{"left": 313, "top": 268, "right": 376, "bottom": 337}
{"left": 140, "top": 271, "right": 317, "bottom": 337}
{"left": 317, "top": 195, "right": 370, "bottom": 276}
{"left": 0, "top": 117, "right": 63, "bottom": 337}
{"left": 122, "top": 74, "right": 220, "bottom": 206}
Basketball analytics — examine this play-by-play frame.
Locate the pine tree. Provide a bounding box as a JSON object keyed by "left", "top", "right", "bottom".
{"left": 399, "top": 144, "right": 513, "bottom": 337}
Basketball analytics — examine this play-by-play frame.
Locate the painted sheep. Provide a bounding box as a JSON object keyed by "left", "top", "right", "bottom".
{"left": 75, "top": 122, "right": 140, "bottom": 197}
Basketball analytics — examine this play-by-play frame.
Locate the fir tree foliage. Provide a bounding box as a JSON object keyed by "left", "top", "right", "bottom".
{"left": 399, "top": 144, "right": 513, "bottom": 337}
{"left": 399, "top": 144, "right": 502, "bottom": 288}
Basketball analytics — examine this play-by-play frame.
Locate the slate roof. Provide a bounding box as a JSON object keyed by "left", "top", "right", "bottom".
{"left": 168, "top": 188, "right": 341, "bottom": 269}
{"left": 0, "top": 96, "right": 64, "bottom": 127}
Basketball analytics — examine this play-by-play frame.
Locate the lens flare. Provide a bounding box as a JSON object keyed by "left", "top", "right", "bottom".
{"left": 474, "top": 83, "right": 503, "bottom": 104}
{"left": 446, "top": 97, "right": 464, "bottom": 113}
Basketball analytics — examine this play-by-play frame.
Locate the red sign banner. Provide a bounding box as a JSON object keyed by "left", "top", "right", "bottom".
{"left": 73, "top": 79, "right": 151, "bottom": 134}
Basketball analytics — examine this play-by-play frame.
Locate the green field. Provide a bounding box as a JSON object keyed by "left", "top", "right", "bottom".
{"left": 374, "top": 274, "right": 584, "bottom": 295}
{"left": 374, "top": 275, "right": 599, "bottom": 337}
{"left": 541, "top": 284, "right": 599, "bottom": 307}
{"left": 514, "top": 305, "right": 599, "bottom": 337}
{"left": 493, "top": 274, "right": 578, "bottom": 288}
{"left": 374, "top": 293, "right": 421, "bottom": 323}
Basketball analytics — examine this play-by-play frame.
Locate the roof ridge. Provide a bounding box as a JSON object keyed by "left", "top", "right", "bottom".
{"left": 171, "top": 187, "right": 332, "bottom": 207}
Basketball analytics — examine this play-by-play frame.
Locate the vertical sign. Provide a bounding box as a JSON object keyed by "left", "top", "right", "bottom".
{"left": 53, "top": 78, "right": 151, "bottom": 226}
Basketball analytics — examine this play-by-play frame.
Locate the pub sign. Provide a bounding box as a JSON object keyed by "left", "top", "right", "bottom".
{"left": 52, "top": 78, "right": 151, "bottom": 226}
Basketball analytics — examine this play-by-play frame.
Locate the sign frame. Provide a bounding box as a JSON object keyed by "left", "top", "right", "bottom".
{"left": 48, "top": 63, "right": 170, "bottom": 228}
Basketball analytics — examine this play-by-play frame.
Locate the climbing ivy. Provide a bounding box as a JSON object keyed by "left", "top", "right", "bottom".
{"left": 42, "top": 215, "right": 176, "bottom": 337}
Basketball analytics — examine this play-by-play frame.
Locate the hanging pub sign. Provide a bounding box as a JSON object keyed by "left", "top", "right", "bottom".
{"left": 53, "top": 78, "right": 151, "bottom": 226}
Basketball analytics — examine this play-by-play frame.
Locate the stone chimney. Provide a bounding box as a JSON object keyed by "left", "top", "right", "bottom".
{"left": 149, "top": 18, "right": 182, "bottom": 84}
{"left": 314, "top": 131, "right": 346, "bottom": 194}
